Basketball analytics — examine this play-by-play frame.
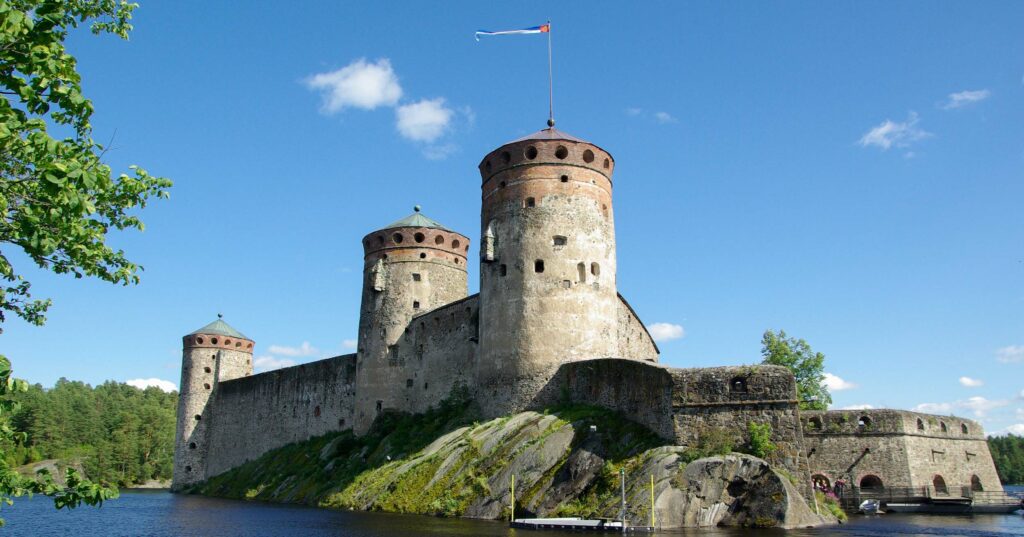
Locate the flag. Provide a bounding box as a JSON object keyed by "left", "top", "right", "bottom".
{"left": 475, "top": 24, "right": 550, "bottom": 41}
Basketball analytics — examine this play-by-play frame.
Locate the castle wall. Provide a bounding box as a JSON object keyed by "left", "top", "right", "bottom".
{"left": 803, "top": 410, "right": 1002, "bottom": 493}
{"left": 615, "top": 294, "right": 659, "bottom": 361}
{"left": 203, "top": 354, "right": 357, "bottom": 478}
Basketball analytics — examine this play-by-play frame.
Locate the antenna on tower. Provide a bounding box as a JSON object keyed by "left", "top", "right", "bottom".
{"left": 546, "top": 19, "right": 555, "bottom": 128}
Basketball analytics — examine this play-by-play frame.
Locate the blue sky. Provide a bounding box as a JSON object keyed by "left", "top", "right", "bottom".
{"left": 3, "top": 2, "right": 1023, "bottom": 434}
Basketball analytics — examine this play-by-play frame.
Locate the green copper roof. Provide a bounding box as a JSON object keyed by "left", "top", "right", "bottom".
{"left": 189, "top": 316, "right": 249, "bottom": 339}
{"left": 381, "top": 206, "right": 452, "bottom": 231}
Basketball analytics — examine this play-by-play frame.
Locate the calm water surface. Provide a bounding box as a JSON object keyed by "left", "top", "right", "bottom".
{"left": 2, "top": 489, "right": 1021, "bottom": 537}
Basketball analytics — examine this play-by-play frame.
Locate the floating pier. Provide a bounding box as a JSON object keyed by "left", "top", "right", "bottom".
{"left": 511, "top": 518, "right": 654, "bottom": 532}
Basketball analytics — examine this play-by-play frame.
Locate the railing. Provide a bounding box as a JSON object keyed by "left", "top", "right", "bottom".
{"left": 836, "top": 486, "right": 1023, "bottom": 511}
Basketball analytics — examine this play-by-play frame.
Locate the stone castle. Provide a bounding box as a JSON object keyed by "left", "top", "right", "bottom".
{"left": 172, "top": 126, "right": 1003, "bottom": 499}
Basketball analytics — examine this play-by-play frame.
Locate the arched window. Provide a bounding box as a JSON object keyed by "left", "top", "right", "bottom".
{"left": 940, "top": 421, "right": 947, "bottom": 433}
{"left": 730, "top": 377, "right": 748, "bottom": 393}
{"left": 859, "top": 475, "right": 883, "bottom": 490}
{"left": 808, "top": 416, "right": 823, "bottom": 430}
{"left": 591, "top": 262, "right": 600, "bottom": 277}
{"left": 970, "top": 475, "right": 983, "bottom": 492}
{"left": 917, "top": 418, "right": 925, "bottom": 431}
{"left": 812, "top": 474, "right": 831, "bottom": 492}
{"left": 932, "top": 475, "right": 948, "bottom": 495}
{"left": 524, "top": 197, "right": 535, "bottom": 208}
{"left": 858, "top": 416, "right": 871, "bottom": 429}
{"left": 961, "top": 423, "right": 969, "bottom": 435}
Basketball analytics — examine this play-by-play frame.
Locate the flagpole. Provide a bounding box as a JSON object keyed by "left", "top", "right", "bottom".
{"left": 547, "top": 20, "right": 554, "bottom": 127}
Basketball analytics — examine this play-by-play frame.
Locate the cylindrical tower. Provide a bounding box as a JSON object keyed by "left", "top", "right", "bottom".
{"left": 476, "top": 127, "right": 618, "bottom": 417}
{"left": 172, "top": 316, "right": 253, "bottom": 490}
{"left": 353, "top": 206, "right": 469, "bottom": 434}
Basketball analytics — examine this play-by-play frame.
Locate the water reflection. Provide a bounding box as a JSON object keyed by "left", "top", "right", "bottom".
{"left": 1, "top": 490, "right": 1021, "bottom": 537}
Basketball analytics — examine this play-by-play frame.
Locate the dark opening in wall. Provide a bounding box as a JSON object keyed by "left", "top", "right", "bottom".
{"left": 194, "top": 414, "right": 202, "bottom": 421}
{"left": 452, "top": 239, "right": 461, "bottom": 249}
{"left": 553, "top": 235, "right": 567, "bottom": 246}
{"left": 314, "top": 405, "right": 321, "bottom": 417}
{"left": 413, "top": 301, "right": 420, "bottom": 309}
{"left": 204, "top": 367, "right": 212, "bottom": 373}
{"left": 858, "top": 416, "right": 871, "bottom": 429}
{"left": 525, "top": 146, "right": 538, "bottom": 160}
{"left": 185, "top": 465, "right": 192, "bottom": 472}
{"left": 971, "top": 475, "right": 983, "bottom": 492}
{"left": 501, "top": 151, "right": 511, "bottom": 164}
{"left": 582, "top": 149, "right": 594, "bottom": 163}
{"left": 560, "top": 175, "right": 569, "bottom": 183}
{"left": 562, "top": 280, "right": 571, "bottom": 289}
{"left": 406, "top": 379, "right": 413, "bottom": 388}
{"left": 339, "top": 418, "right": 346, "bottom": 427}
{"left": 730, "top": 377, "right": 748, "bottom": 393}
{"left": 420, "top": 253, "right": 426, "bottom": 259}
{"left": 534, "top": 260, "right": 544, "bottom": 273}
{"left": 555, "top": 145, "right": 568, "bottom": 159}
{"left": 500, "top": 264, "right": 507, "bottom": 276}
{"left": 424, "top": 382, "right": 429, "bottom": 390}
{"left": 961, "top": 423, "right": 969, "bottom": 434}
{"left": 499, "top": 181, "right": 506, "bottom": 188}
{"left": 577, "top": 262, "right": 586, "bottom": 283}
{"left": 525, "top": 197, "right": 535, "bottom": 208}
{"left": 808, "top": 416, "right": 822, "bottom": 430}
{"left": 204, "top": 383, "right": 211, "bottom": 390}
{"left": 917, "top": 418, "right": 925, "bottom": 431}
{"left": 603, "top": 158, "right": 610, "bottom": 169}
{"left": 435, "top": 235, "right": 444, "bottom": 245}
{"left": 860, "top": 475, "right": 883, "bottom": 489}
{"left": 393, "top": 233, "right": 404, "bottom": 243}
{"left": 484, "top": 160, "right": 491, "bottom": 173}
{"left": 412, "top": 273, "right": 421, "bottom": 282}
{"left": 414, "top": 232, "right": 425, "bottom": 243}
{"left": 377, "top": 235, "right": 385, "bottom": 246}
{"left": 189, "top": 442, "right": 197, "bottom": 449}
{"left": 591, "top": 262, "right": 600, "bottom": 277}
{"left": 933, "top": 475, "right": 948, "bottom": 494}
{"left": 940, "top": 422, "right": 947, "bottom": 433}
{"left": 375, "top": 400, "right": 383, "bottom": 413}
{"left": 211, "top": 338, "right": 218, "bottom": 345}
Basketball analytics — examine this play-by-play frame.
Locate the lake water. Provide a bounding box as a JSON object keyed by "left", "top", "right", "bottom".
{"left": 2, "top": 489, "right": 1021, "bottom": 536}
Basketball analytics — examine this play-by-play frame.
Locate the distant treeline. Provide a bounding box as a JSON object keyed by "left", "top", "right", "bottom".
{"left": 989, "top": 435, "right": 1024, "bottom": 485}
{"left": 1, "top": 379, "right": 178, "bottom": 487}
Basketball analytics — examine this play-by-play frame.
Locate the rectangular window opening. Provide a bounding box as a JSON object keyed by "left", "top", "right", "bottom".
{"left": 534, "top": 260, "right": 544, "bottom": 273}
{"left": 412, "top": 273, "right": 421, "bottom": 282}
{"left": 500, "top": 264, "right": 507, "bottom": 276}
{"left": 413, "top": 300, "right": 420, "bottom": 309}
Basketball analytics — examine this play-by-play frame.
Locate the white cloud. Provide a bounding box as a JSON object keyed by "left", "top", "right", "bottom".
{"left": 858, "top": 111, "right": 932, "bottom": 150}
{"left": 647, "top": 322, "right": 685, "bottom": 342}
{"left": 625, "top": 107, "right": 643, "bottom": 117}
{"left": 395, "top": 98, "right": 453, "bottom": 143}
{"left": 306, "top": 58, "right": 402, "bottom": 113}
{"left": 942, "top": 89, "right": 990, "bottom": 110}
{"left": 959, "top": 376, "right": 984, "bottom": 388}
{"left": 823, "top": 373, "right": 857, "bottom": 391}
{"left": 914, "top": 396, "right": 1009, "bottom": 418}
{"left": 125, "top": 378, "right": 177, "bottom": 393}
{"left": 422, "top": 143, "right": 458, "bottom": 160}
{"left": 1006, "top": 423, "right": 1024, "bottom": 435}
{"left": 654, "top": 111, "right": 677, "bottom": 124}
{"left": 267, "top": 342, "right": 319, "bottom": 357}
{"left": 838, "top": 404, "right": 875, "bottom": 410}
{"left": 254, "top": 355, "right": 296, "bottom": 373}
{"left": 996, "top": 345, "right": 1024, "bottom": 363}
{"left": 342, "top": 339, "right": 357, "bottom": 350}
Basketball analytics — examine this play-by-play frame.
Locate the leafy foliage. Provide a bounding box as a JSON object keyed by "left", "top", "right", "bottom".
{"left": 988, "top": 434, "right": 1024, "bottom": 485}
{"left": 746, "top": 422, "right": 776, "bottom": 459}
{"left": 760, "top": 329, "right": 831, "bottom": 410}
{"left": 0, "top": 356, "right": 125, "bottom": 525}
{"left": 0, "top": 0, "right": 171, "bottom": 326}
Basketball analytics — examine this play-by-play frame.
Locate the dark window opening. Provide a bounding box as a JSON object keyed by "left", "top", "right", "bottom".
{"left": 424, "top": 382, "right": 429, "bottom": 390}
{"left": 562, "top": 280, "right": 571, "bottom": 289}
{"left": 204, "top": 383, "right": 211, "bottom": 390}
{"left": 185, "top": 465, "right": 192, "bottom": 472}
{"left": 591, "top": 262, "right": 600, "bottom": 277}
{"left": 577, "top": 262, "right": 586, "bottom": 283}
{"left": 413, "top": 301, "right": 420, "bottom": 309}
{"left": 917, "top": 418, "right": 925, "bottom": 431}
{"left": 582, "top": 149, "right": 595, "bottom": 163}
{"left": 406, "top": 379, "right": 413, "bottom": 388}
{"left": 500, "top": 151, "right": 511, "bottom": 164}
{"left": 419, "top": 252, "right": 426, "bottom": 259}
{"left": 314, "top": 405, "right": 321, "bottom": 417}
{"left": 555, "top": 145, "right": 568, "bottom": 159}
{"left": 858, "top": 416, "right": 871, "bottom": 429}
{"left": 525, "top": 197, "right": 535, "bottom": 208}
{"left": 194, "top": 414, "right": 202, "bottom": 421}
{"left": 940, "top": 422, "right": 947, "bottom": 433}
{"left": 376, "top": 400, "right": 383, "bottom": 413}
{"left": 808, "top": 417, "right": 822, "bottom": 430}
{"left": 534, "top": 260, "right": 544, "bottom": 273}
{"left": 204, "top": 366, "right": 212, "bottom": 373}
{"left": 961, "top": 423, "right": 969, "bottom": 434}
{"left": 603, "top": 158, "right": 610, "bottom": 169}
{"left": 452, "top": 239, "right": 461, "bottom": 249}
{"left": 435, "top": 235, "right": 445, "bottom": 245}
{"left": 339, "top": 418, "right": 346, "bottom": 427}
{"left": 189, "top": 442, "right": 197, "bottom": 450}
{"left": 499, "top": 181, "right": 506, "bottom": 188}
{"left": 560, "top": 175, "right": 569, "bottom": 183}
{"left": 730, "top": 377, "right": 748, "bottom": 393}
{"left": 553, "top": 235, "right": 567, "bottom": 246}
{"left": 525, "top": 146, "right": 538, "bottom": 160}
{"left": 933, "top": 475, "right": 948, "bottom": 495}
{"left": 500, "top": 264, "right": 507, "bottom": 276}
{"left": 971, "top": 475, "right": 983, "bottom": 492}
{"left": 860, "top": 475, "right": 883, "bottom": 489}
{"left": 393, "top": 233, "right": 403, "bottom": 243}
{"left": 412, "top": 273, "right": 421, "bottom": 282}
{"left": 414, "top": 232, "right": 425, "bottom": 243}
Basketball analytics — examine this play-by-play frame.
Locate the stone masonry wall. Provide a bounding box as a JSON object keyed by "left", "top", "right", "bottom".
{"left": 615, "top": 293, "right": 659, "bottom": 361}
{"left": 204, "top": 354, "right": 356, "bottom": 479}
{"left": 803, "top": 410, "right": 1003, "bottom": 493}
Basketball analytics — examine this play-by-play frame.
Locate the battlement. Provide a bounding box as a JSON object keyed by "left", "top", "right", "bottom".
{"left": 802, "top": 409, "right": 985, "bottom": 440}
{"left": 478, "top": 128, "right": 614, "bottom": 184}
{"left": 361, "top": 225, "right": 470, "bottom": 269}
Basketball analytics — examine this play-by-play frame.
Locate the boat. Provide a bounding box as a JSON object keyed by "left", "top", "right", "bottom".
{"left": 858, "top": 499, "right": 882, "bottom": 515}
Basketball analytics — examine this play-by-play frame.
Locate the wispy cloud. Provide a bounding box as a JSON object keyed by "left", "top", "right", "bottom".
{"left": 625, "top": 107, "right": 677, "bottom": 124}
{"left": 254, "top": 355, "right": 296, "bottom": 373}
{"left": 959, "top": 376, "right": 984, "bottom": 388}
{"left": 306, "top": 58, "right": 402, "bottom": 113}
{"left": 823, "top": 373, "right": 857, "bottom": 391}
{"left": 395, "top": 98, "right": 453, "bottom": 143}
{"left": 942, "top": 89, "right": 990, "bottom": 110}
{"left": 838, "top": 404, "right": 875, "bottom": 410}
{"left": 267, "top": 342, "right": 319, "bottom": 357}
{"left": 996, "top": 345, "right": 1024, "bottom": 363}
{"left": 858, "top": 111, "right": 932, "bottom": 150}
{"left": 1006, "top": 423, "right": 1024, "bottom": 435}
{"left": 654, "top": 111, "right": 677, "bottom": 124}
{"left": 914, "top": 396, "right": 1009, "bottom": 418}
{"left": 125, "top": 378, "right": 177, "bottom": 393}
{"left": 647, "top": 322, "right": 685, "bottom": 342}
{"left": 342, "top": 339, "right": 357, "bottom": 350}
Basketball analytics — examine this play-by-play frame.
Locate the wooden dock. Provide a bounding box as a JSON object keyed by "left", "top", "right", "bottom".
{"left": 511, "top": 518, "right": 654, "bottom": 532}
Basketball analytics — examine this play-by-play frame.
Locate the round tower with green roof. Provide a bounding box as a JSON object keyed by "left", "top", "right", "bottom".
{"left": 476, "top": 126, "right": 619, "bottom": 417}
{"left": 172, "top": 315, "right": 254, "bottom": 490}
{"left": 353, "top": 206, "right": 470, "bottom": 434}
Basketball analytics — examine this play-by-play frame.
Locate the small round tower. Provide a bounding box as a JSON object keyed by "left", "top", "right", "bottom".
{"left": 353, "top": 207, "right": 470, "bottom": 434}
{"left": 476, "top": 126, "right": 618, "bottom": 417}
{"left": 172, "top": 315, "right": 253, "bottom": 490}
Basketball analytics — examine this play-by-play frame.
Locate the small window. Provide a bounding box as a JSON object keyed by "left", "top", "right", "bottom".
{"left": 961, "top": 423, "right": 969, "bottom": 435}
{"left": 525, "top": 197, "right": 535, "bottom": 208}
{"left": 185, "top": 465, "right": 192, "bottom": 472}
{"left": 412, "top": 273, "right": 421, "bottom": 282}
{"left": 314, "top": 405, "right": 321, "bottom": 417}
{"left": 414, "top": 232, "right": 425, "bottom": 243}
{"left": 534, "top": 260, "right": 544, "bottom": 273}
{"left": 419, "top": 252, "right": 426, "bottom": 259}
{"left": 424, "top": 382, "right": 429, "bottom": 390}
{"left": 555, "top": 145, "right": 568, "bottom": 159}
{"left": 435, "top": 235, "right": 444, "bottom": 245}
{"left": 194, "top": 414, "right": 202, "bottom": 421}
{"left": 562, "top": 280, "right": 571, "bottom": 289}
{"left": 560, "top": 175, "right": 569, "bottom": 183}
{"left": 452, "top": 239, "right": 461, "bottom": 249}
{"left": 808, "top": 417, "right": 822, "bottom": 430}
{"left": 377, "top": 236, "right": 385, "bottom": 246}
{"left": 204, "top": 383, "right": 211, "bottom": 390}
{"left": 204, "top": 367, "right": 212, "bottom": 373}
{"left": 376, "top": 400, "right": 383, "bottom": 412}
{"left": 189, "top": 442, "right": 197, "bottom": 450}
{"left": 730, "top": 377, "right": 747, "bottom": 393}
{"left": 406, "top": 379, "right": 413, "bottom": 388}
{"left": 858, "top": 416, "right": 871, "bottom": 429}
{"left": 500, "top": 151, "right": 511, "bottom": 164}
{"left": 940, "top": 422, "right": 947, "bottom": 433}
{"left": 525, "top": 146, "right": 538, "bottom": 160}
{"left": 553, "top": 235, "right": 567, "bottom": 246}
{"left": 393, "top": 233, "right": 403, "bottom": 243}
{"left": 603, "top": 158, "right": 610, "bottom": 169}
{"left": 413, "top": 301, "right": 420, "bottom": 309}
{"left": 582, "top": 149, "right": 595, "bottom": 163}
{"left": 591, "top": 262, "right": 600, "bottom": 277}
{"left": 499, "top": 181, "right": 506, "bottom": 188}
{"left": 339, "top": 418, "right": 346, "bottom": 427}
{"left": 577, "top": 262, "right": 586, "bottom": 283}
{"left": 500, "top": 264, "right": 507, "bottom": 276}
{"left": 917, "top": 418, "right": 925, "bottom": 431}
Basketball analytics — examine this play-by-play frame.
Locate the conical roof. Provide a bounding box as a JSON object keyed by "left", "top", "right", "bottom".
{"left": 380, "top": 206, "right": 452, "bottom": 231}
{"left": 188, "top": 316, "right": 249, "bottom": 340}
{"left": 506, "top": 127, "right": 589, "bottom": 145}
